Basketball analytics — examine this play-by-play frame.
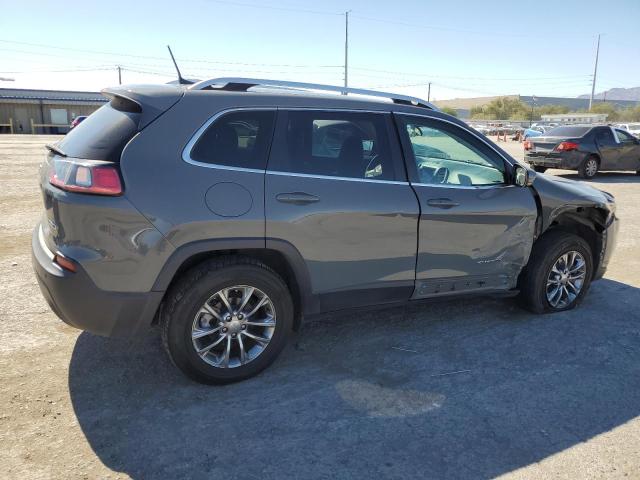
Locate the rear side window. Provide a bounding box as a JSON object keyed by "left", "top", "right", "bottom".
{"left": 56, "top": 102, "right": 140, "bottom": 162}
{"left": 268, "top": 110, "right": 397, "bottom": 181}
{"left": 190, "top": 111, "right": 276, "bottom": 170}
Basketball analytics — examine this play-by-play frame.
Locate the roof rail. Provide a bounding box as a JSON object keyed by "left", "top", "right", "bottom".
{"left": 188, "top": 77, "right": 437, "bottom": 110}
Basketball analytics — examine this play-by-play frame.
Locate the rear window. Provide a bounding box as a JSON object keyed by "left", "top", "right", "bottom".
{"left": 56, "top": 102, "right": 140, "bottom": 162}
{"left": 545, "top": 126, "right": 591, "bottom": 137}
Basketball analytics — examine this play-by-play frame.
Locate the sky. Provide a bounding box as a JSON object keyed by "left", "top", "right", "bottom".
{"left": 0, "top": 0, "right": 638, "bottom": 100}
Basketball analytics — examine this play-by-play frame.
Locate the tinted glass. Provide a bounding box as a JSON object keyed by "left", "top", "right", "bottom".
{"left": 595, "top": 128, "right": 615, "bottom": 144}
{"left": 56, "top": 103, "right": 139, "bottom": 162}
{"left": 269, "top": 111, "right": 396, "bottom": 180}
{"left": 191, "top": 111, "right": 275, "bottom": 170}
{"left": 545, "top": 126, "right": 591, "bottom": 137}
{"left": 401, "top": 118, "right": 505, "bottom": 186}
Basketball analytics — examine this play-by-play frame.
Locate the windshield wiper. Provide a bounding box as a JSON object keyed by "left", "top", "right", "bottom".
{"left": 46, "top": 143, "right": 66, "bottom": 157}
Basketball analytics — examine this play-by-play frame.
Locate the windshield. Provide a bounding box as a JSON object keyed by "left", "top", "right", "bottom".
{"left": 545, "top": 126, "right": 591, "bottom": 137}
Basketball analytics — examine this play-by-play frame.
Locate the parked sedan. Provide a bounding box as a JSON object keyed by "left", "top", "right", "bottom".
{"left": 524, "top": 125, "right": 640, "bottom": 178}
{"left": 523, "top": 125, "right": 549, "bottom": 140}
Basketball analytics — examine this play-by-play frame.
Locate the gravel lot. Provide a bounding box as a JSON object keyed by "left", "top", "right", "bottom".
{"left": 1, "top": 134, "right": 639, "bottom": 479}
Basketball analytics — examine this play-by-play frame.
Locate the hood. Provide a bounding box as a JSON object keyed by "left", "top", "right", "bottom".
{"left": 531, "top": 172, "right": 615, "bottom": 232}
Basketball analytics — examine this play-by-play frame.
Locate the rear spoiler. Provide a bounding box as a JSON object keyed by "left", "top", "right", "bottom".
{"left": 101, "top": 84, "right": 184, "bottom": 129}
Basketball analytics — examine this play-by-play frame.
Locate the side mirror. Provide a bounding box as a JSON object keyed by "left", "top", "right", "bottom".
{"left": 515, "top": 165, "right": 536, "bottom": 187}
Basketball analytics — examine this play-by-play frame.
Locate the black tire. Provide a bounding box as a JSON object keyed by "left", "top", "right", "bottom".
{"left": 533, "top": 166, "right": 548, "bottom": 173}
{"left": 161, "top": 257, "right": 294, "bottom": 384}
{"left": 578, "top": 155, "right": 599, "bottom": 179}
{"left": 518, "top": 230, "right": 593, "bottom": 314}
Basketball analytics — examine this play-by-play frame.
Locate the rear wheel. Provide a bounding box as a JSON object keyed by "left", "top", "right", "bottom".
{"left": 533, "top": 166, "right": 548, "bottom": 173}
{"left": 518, "top": 230, "right": 593, "bottom": 314}
{"left": 161, "top": 257, "right": 293, "bottom": 384}
{"left": 578, "top": 155, "right": 599, "bottom": 179}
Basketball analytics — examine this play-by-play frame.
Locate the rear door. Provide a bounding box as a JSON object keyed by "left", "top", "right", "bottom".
{"left": 614, "top": 129, "right": 640, "bottom": 171}
{"left": 265, "top": 109, "right": 419, "bottom": 311}
{"left": 594, "top": 127, "right": 622, "bottom": 169}
{"left": 395, "top": 114, "right": 537, "bottom": 298}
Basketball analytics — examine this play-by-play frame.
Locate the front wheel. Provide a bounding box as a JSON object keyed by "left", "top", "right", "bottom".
{"left": 161, "top": 258, "right": 293, "bottom": 384}
{"left": 518, "top": 230, "right": 593, "bottom": 314}
{"left": 533, "top": 166, "right": 548, "bottom": 173}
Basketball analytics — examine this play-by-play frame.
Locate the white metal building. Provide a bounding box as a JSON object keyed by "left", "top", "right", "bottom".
{"left": 540, "top": 113, "right": 608, "bottom": 124}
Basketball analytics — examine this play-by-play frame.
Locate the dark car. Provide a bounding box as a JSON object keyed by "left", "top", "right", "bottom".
{"left": 69, "top": 116, "right": 87, "bottom": 130}
{"left": 32, "top": 78, "right": 618, "bottom": 384}
{"left": 524, "top": 125, "right": 640, "bottom": 178}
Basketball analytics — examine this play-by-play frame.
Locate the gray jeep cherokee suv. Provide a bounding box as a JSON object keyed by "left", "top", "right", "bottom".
{"left": 32, "top": 78, "right": 619, "bottom": 384}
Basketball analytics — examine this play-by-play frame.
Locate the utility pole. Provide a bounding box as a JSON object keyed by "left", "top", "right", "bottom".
{"left": 343, "top": 10, "right": 350, "bottom": 94}
{"left": 117, "top": 65, "right": 122, "bottom": 85}
{"left": 589, "top": 34, "right": 600, "bottom": 111}
{"left": 427, "top": 82, "right": 431, "bottom": 102}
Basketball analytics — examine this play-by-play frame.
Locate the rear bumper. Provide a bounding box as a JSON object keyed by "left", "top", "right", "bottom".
{"left": 525, "top": 152, "right": 585, "bottom": 170}
{"left": 593, "top": 213, "right": 619, "bottom": 280}
{"left": 31, "top": 224, "right": 163, "bottom": 337}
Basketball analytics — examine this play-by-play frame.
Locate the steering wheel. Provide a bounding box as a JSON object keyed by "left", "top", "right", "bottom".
{"left": 433, "top": 167, "right": 449, "bottom": 184}
{"left": 364, "top": 154, "right": 380, "bottom": 176}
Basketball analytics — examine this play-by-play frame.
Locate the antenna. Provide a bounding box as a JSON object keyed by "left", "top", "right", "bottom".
{"left": 167, "top": 45, "right": 193, "bottom": 85}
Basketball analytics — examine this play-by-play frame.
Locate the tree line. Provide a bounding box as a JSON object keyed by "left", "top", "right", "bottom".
{"left": 457, "top": 97, "right": 640, "bottom": 122}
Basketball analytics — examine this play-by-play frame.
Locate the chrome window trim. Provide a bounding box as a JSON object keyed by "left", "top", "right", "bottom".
{"left": 411, "top": 182, "right": 514, "bottom": 190}
{"left": 267, "top": 170, "right": 408, "bottom": 185}
{"left": 183, "top": 107, "right": 409, "bottom": 185}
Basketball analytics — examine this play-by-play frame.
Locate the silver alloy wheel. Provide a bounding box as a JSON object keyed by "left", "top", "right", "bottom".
{"left": 546, "top": 251, "right": 587, "bottom": 309}
{"left": 191, "top": 285, "right": 276, "bottom": 368}
{"left": 585, "top": 159, "right": 598, "bottom": 177}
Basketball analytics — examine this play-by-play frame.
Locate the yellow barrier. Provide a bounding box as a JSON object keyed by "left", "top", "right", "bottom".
{"left": 0, "top": 118, "right": 13, "bottom": 134}
{"left": 30, "top": 118, "right": 69, "bottom": 134}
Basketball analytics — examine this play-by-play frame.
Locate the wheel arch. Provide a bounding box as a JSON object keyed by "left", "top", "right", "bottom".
{"left": 541, "top": 207, "right": 608, "bottom": 278}
{"left": 152, "top": 238, "right": 318, "bottom": 330}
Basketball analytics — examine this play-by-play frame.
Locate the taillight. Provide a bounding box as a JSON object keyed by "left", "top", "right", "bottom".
{"left": 49, "top": 157, "right": 122, "bottom": 196}
{"left": 523, "top": 140, "right": 532, "bottom": 150}
{"left": 555, "top": 141, "right": 579, "bottom": 152}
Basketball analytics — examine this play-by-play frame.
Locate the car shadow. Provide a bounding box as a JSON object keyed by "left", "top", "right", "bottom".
{"left": 69, "top": 278, "right": 640, "bottom": 479}
{"left": 556, "top": 171, "right": 640, "bottom": 184}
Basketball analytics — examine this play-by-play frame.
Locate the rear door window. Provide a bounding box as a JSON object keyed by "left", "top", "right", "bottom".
{"left": 268, "top": 110, "right": 401, "bottom": 181}
{"left": 189, "top": 111, "right": 276, "bottom": 170}
{"left": 595, "top": 128, "right": 616, "bottom": 145}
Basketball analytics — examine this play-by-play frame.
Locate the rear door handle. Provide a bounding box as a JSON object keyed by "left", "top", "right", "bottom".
{"left": 276, "top": 192, "right": 320, "bottom": 205}
{"left": 426, "top": 198, "right": 460, "bottom": 209}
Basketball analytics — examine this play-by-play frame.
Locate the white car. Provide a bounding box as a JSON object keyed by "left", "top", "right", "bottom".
{"left": 616, "top": 123, "right": 640, "bottom": 138}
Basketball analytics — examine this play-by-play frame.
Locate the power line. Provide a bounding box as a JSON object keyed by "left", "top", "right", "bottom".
{"left": 350, "top": 67, "right": 592, "bottom": 81}
{"left": 0, "top": 41, "right": 342, "bottom": 69}
{"left": 204, "top": 0, "right": 342, "bottom": 16}
{"left": 350, "top": 13, "right": 596, "bottom": 38}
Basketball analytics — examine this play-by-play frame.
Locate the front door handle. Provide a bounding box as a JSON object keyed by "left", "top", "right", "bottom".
{"left": 426, "top": 198, "right": 460, "bottom": 209}
{"left": 276, "top": 192, "right": 320, "bottom": 205}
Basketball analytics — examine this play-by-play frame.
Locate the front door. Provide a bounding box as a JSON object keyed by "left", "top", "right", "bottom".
{"left": 265, "top": 109, "right": 419, "bottom": 311}
{"left": 614, "top": 129, "right": 640, "bottom": 171}
{"left": 395, "top": 114, "right": 538, "bottom": 298}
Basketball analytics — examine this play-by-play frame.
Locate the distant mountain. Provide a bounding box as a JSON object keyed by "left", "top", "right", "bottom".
{"left": 578, "top": 86, "right": 640, "bottom": 101}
